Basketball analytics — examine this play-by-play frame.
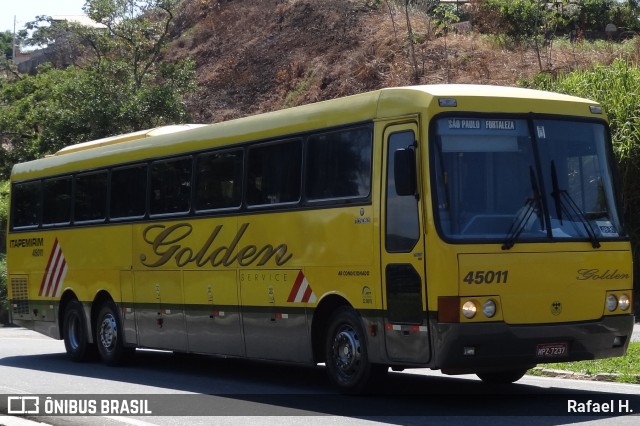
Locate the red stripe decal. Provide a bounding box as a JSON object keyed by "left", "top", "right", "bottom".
{"left": 39, "top": 238, "right": 58, "bottom": 296}
{"left": 45, "top": 248, "right": 64, "bottom": 297}
{"left": 287, "top": 271, "right": 305, "bottom": 302}
{"left": 301, "top": 284, "right": 313, "bottom": 303}
{"left": 49, "top": 258, "right": 67, "bottom": 297}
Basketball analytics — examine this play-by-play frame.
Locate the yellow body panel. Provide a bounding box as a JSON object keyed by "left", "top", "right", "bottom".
{"left": 458, "top": 248, "right": 632, "bottom": 323}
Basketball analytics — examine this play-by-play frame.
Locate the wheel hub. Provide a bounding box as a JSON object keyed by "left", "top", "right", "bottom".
{"left": 99, "top": 314, "right": 117, "bottom": 351}
{"left": 333, "top": 326, "right": 361, "bottom": 372}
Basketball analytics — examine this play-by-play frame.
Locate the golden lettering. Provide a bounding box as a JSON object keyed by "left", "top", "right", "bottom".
{"left": 140, "top": 222, "right": 293, "bottom": 268}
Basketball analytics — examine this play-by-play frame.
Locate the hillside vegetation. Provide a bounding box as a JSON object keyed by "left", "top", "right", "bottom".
{"left": 168, "top": 0, "right": 639, "bottom": 122}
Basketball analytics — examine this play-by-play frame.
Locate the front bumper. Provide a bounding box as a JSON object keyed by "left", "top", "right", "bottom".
{"left": 432, "top": 314, "right": 634, "bottom": 374}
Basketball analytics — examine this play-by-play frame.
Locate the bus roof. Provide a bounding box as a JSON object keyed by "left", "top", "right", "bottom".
{"left": 412, "top": 84, "right": 589, "bottom": 101}
{"left": 54, "top": 124, "right": 208, "bottom": 155}
{"left": 11, "top": 84, "right": 602, "bottom": 181}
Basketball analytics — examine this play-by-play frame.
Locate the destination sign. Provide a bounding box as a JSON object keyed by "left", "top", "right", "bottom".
{"left": 447, "top": 119, "right": 517, "bottom": 130}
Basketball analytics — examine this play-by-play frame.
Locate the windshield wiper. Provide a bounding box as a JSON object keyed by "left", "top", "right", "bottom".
{"left": 550, "top": 161, "right": 601, "bottom": 249}
{"left": 502, "top": 167, "right": 544, "bottom": 250}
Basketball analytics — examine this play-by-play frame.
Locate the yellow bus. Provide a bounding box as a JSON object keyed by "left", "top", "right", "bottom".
{"left": 7, "top": 85, "right": 635, "bottom": 392}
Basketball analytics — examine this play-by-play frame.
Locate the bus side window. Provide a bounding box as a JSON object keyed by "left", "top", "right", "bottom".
{"left": 150, "top": 157, "right": 192, "bottom": 215}
{"left": 110, "top": 165, "right": 147, "bottom": 219}
{"left": 305, "top": 127, "right": 372, "bottom": 201}
{"left": 386, "top": 131, "right": 419, "bottom": 252}
{"left": 43, "top": 177, "right": 72, "bottom": 225}
{"left": 75, "top": 171, "right": 107, "bottom": 222}
{"left": 195, "top": 150, "right": 243, "bottom": 211}
{"left": 247, "top": 139, "right": 301, "bottom": 206}
{"left": 12, "top": 181, "right": 41, "bottom": 228}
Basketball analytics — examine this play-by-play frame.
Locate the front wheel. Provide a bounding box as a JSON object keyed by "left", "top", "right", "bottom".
{"left": 96, "top": 302, "right": 133, "bottom": 366}
{"left": 324, "top": 306, "right": 375, "bottom": 393}
{"left": 476, "top": 368, "right": 528, "bottom": 384}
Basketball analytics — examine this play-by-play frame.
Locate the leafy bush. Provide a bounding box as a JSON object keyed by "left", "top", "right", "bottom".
{"left": 0, "top": 180, "right": 8, "bottom": 229}
{"left": 0, "top": 31, "right": 12, "bottom": 60}
{"left": 577, "top": 0, "right": 616, "bottom": 32}
{"left": 611, "top": 1, "right": 640, "bottom": 33}
{"left": 471, "top": 0, "right": 640, "bottom": 45}
{"left": 472, "top": 0, "right": 551, "bottom": 46}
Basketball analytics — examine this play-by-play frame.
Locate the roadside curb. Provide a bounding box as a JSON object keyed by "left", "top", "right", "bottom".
{"left": 533, "top": 367, "right": 640, "bottom": 384}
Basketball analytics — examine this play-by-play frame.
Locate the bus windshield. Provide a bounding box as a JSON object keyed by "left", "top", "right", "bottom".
{"left": 432, "top": 116, "right": 624, "bottom": 245}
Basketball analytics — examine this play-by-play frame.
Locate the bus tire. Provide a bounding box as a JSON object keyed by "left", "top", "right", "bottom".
{"left": 62, "top": 300, "right": 95, "bottom": 362}
{"left": 324, "top": 306, "right": 374, "bottom": 393}
{"left": 96, "top": 301, "right": 132, "bottom": 366}
{"left": 476, "top": 368, "right": 528, "bottom": 384}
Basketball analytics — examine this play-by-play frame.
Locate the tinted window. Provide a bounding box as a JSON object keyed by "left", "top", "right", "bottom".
{"left": 386, "top": 264, "right": 423, "bottom": 324}
{"left": 195, "top": 150, "right": 243, "bottom": 211}
{"left": 43, "top": 177, "right": 72, "bottom": 225}
{"left": 306, "top": 127, "right": 372, "bottom": 200}
{"left": 150, "top": 157, "right": 192, "bottom": 215}
{"left": 535, "top": 120, "right": 622, "bottom": 239}
{"left": 75, "top": 171, "right": 107, "bottom": 222}
{"left": 111, "top": 165, "right": 147, "bottom": 218}
{"left": 433, "top": 118, "right": 536, "bottom": 239}
{"left": 432, "top": 117, "right": 623, "bottom": 243}
{"left": 247, "top": 140, "right": 301, "bottom": 206}
{"left": 386, "top": 131, "right": 419, "bottom": 252}
{"left": 12, "top": 181, "right": 41, "bottom": 228}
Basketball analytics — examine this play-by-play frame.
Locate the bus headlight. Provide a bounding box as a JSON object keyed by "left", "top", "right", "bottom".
{"left": 619, "top": 294, "right": 631, "bottom": 311}
{"left": 606, "top": 294, "right": 618, "bottom": 312}
{"left": 482, "top": 299, "right": 497, "bottom": 318}
{"left": 462, "top": 301, "right": 477, "bottom": 319}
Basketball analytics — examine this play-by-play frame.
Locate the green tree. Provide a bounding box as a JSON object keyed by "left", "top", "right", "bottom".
{"left": 431, "top": 4, "right": 460, "bottom": 83}
{"left": 0, "top": 0, "right": 196, "bottom": 179}
{"left": 0, "top": 31, "right": 12, "bottom": 60}
{"left": 611, "top": 0, "right": 640, "bottom": 32}
{"left": 83, "top": 0, "right": 181, "bottom": 89}
{"left": 474, "top": 0, "right": 631, "bottom": 41}
{"left": 577, "top": 0, "right": 615, "bottom": 32}
{"left": 472, "top": 0, "right": 568, "bottom": 70}
{"left": 473, "top": 0, "right": 545, "bottom": 46}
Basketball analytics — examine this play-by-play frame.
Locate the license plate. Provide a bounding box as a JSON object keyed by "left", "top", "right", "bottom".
{"left": 536, "top": 342, "right": 568, "bottom": 358}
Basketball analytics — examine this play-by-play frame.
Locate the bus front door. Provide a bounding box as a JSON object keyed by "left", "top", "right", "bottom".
{"left": 381, "top": 122, "right": 430, "bottom": 363}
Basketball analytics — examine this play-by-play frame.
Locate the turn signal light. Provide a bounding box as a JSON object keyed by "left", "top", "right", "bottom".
{"left": 438, "top": 296, "right": 460, "bottom": 323}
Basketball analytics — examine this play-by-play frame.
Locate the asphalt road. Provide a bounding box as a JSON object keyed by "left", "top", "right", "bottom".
{"left": 0, "top": 324, "right": 638, "bottom": 426}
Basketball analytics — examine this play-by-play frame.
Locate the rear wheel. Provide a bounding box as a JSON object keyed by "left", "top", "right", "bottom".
{"left": 96, "top": 301, "right": 133, "bottom": 366}
{"left": 62, "top": 300, "right": 95, "bottom": 362}
{"left": 324, "top": 307, "right": 376, "bottom": 393}
{"left": 476, "top": 368, "right": 528, "bottom": 384}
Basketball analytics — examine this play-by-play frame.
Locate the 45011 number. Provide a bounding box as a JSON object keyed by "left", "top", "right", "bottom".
{"left": 463, "top": 270, "right": 509, "bottom": 284}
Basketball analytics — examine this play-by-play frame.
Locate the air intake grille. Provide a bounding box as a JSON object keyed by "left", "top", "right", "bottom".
{"left": 11, "top": 277, "right": 29, "bottom": 315}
